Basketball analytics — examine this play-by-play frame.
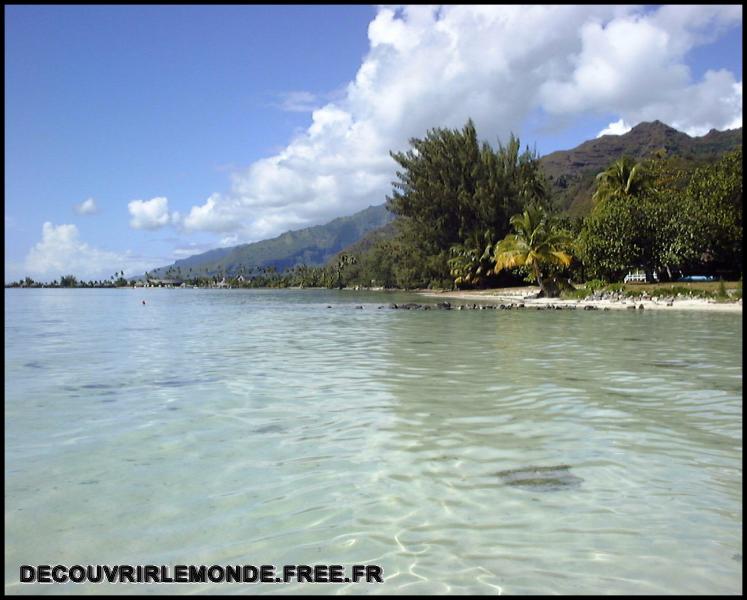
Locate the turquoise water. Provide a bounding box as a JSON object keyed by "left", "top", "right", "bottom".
{"left": 5, "top": 288, "right": 743, "bottom": 594}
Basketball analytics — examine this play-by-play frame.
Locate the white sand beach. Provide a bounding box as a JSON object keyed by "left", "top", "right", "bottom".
{"left": 417, "top": 286, "right": 743, "bottom": 313}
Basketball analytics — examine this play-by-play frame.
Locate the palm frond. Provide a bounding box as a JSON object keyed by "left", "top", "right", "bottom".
{"left": 548, "top": 250, "right": 573, "bottom": 267}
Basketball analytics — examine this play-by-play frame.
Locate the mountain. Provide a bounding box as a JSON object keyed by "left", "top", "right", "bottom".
{"left": 540, "top": 121, "right": 742, "bottom": 216}
{"left": 148, "top": 203, "right": 394, "bottom": 278}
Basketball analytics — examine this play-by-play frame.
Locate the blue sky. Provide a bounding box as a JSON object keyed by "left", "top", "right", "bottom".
{"left": 5, "top": 5, "right": 743, "bottom": 282}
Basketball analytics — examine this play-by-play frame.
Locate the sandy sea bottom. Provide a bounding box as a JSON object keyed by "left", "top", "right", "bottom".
{"left": 5, "top": 288, "right": 743, "bottom": 594}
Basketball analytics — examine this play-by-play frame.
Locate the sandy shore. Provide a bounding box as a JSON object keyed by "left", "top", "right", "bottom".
{"left": 417, "top": 286, "right": 743, "bottom": 313}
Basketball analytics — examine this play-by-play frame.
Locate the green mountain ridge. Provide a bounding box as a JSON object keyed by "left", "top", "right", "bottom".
{"left": 541, "top": 120, "right": 742, "bottom": 216}
{"left": 149, "top": 204, "right": 394, "bottom": 279}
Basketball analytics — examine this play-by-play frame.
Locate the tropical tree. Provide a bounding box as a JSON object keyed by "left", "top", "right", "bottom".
{"left": 492, "top": 206, "right": 573, "bottom": 297}
{"left": 581, "top": 150, "right": 742, "bottom": 281}
{"left": 387, "top": 119, "right": 548, "bottom": 285}
{"left": 60, "top": 275, "right": 78, "bottom": 287}
{"left": 335, "top": 253, "right": 357, "bottom": 289}
{"left": 592, "top": 156, "right": 651, "bottom": 204}
{"left": 448, "top": 230, "right": 498, "bottom": 288}
{"left": 681, "top": 148, "right": 742, "bottom": 274}
{"left": 576, "top": 196, "right": 640, "bottom": 281}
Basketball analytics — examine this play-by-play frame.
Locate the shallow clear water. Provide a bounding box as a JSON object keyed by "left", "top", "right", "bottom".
{"left": 5, "top": 288, "right": 743, "bottom": 594}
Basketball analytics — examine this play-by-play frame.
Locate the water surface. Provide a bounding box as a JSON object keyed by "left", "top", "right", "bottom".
{"left": 5, "top": 289, "right": 742, "bottom": 594}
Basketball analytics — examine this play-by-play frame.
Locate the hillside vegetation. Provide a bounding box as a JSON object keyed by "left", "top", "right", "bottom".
{"left": 148, "top": 204, "right": 393, "bottom": 279}
{"left": 540, "top": 120, "right": 742, "bottom": 216}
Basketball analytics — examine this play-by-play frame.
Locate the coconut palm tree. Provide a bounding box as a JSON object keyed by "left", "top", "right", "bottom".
{"left": 592, "top": 156, "right": 650, "bottom": 205}
{"left": 492, "top": 206, "right": 573, "bottom": 297}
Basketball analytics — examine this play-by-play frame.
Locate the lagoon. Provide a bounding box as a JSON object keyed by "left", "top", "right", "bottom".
{"left": 4, "top": 288, "right": 743, "bottom": 594}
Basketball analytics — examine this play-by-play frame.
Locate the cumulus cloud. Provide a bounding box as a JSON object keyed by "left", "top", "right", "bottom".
{"left": 23, "top": 222, "right": 164, "bottom": 280}
{"left": 128, "top": 197, "right": 179, "bottom": 230}
{"left": 539, "top": 7, "right": 743, "bottom": 136}
{"left": 183, "top": 5, "right": 742, "bottom": 243}
{"left": 74, "top": 197, "right": 98, "bottom": 215}
{"left": 597, "top": 118, "right": 633, "bottom": 137}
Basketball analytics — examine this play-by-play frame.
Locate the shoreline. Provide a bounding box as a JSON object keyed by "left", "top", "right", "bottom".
{"left": 416, "top": 287, "right": 743, "bottom": 313}
{"left": 6, "top": 284, "right": 743, "bottom": 313}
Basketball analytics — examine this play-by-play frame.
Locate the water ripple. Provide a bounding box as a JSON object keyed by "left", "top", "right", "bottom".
{"left": 4, "top": 289, "right": 743, "bottom": 595}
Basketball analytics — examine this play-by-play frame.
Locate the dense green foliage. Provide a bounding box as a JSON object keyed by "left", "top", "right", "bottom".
{"left": 376, "top": 120, "right": 550, "bottom": 288}
{"left": 447, "top": 231, "right": 499, "bottom": 288}
{"left": 579, "top": 149, "right": 742, "bottom": 281}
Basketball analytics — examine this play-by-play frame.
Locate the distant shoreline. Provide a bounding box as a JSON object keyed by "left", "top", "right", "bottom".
{"left": 5, "top": 284, "right": 742, "bottom": 312}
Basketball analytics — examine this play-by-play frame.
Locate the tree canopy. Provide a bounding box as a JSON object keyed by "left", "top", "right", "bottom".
{"left": 386, "top": 119, "right": 549, "bottom": 287}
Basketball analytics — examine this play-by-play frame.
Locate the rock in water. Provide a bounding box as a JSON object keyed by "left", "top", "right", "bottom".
{"left": 495, "top": 465, "right": 583, "bottom": 492}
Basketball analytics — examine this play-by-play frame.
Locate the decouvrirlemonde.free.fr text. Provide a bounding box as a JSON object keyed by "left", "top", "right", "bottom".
{"left": 20, "top": 564, "right": 384, "bottom": 584}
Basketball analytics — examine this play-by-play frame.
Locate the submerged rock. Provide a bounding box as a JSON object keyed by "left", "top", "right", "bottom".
{"left": 496, "top": 465, "right": 584, "bottom": 492}
{"left": 253, "top": 424, "right": 285, "bottom": 434}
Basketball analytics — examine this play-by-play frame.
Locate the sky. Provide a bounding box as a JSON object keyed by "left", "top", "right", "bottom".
{"left": 4, "top": 5, "right": 743, "bottom": 282}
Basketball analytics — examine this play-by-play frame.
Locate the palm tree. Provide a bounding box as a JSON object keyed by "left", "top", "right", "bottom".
{"left": 592, "top": 156, "right": 650, "bottom": 205}
{"left": 335, "top": 254, "right": 357, "bottom": 289}
{"left": 448, "top": 230, "right": 498, "bottom": 289}
{"left": 492, "top": 206, "right": 573, "bottom": 297}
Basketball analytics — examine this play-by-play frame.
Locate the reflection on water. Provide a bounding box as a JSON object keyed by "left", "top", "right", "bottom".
{"left": 5, "top": 289, "right": 743, "bottom": 594}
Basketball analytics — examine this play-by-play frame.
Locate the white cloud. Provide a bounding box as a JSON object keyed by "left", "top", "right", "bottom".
{"left": 278, "top": 91, "right": 320, "bottom": 113}
{"left": 74, "top": 197, "right": 98, "bottom": 215}
{"left": 597, "top": 118, "right": 633, "bottom": 137}
{"left": 539, "top": 7, "right": 743, "bottom": 136}
{"left": 183, "top": 5, "right": 742, "bottom": 243}
{"left": 22, "top": 222, "right": 164, "bottom": 280}
{"left": 128, "top": 197, "right": 177, "bottom": 230}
